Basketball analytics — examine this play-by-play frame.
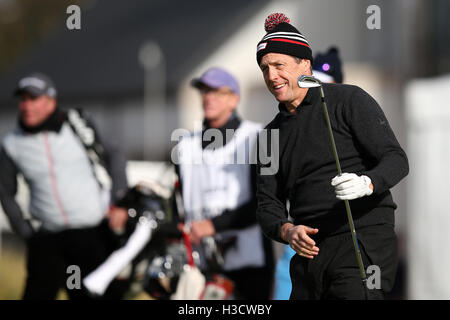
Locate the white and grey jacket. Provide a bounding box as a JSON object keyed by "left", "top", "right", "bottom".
{"left": 177, "top": 118, "right": 267, "bottom": 271}
{"left": 0, "top": 108, "right": 128, "bottom": 239}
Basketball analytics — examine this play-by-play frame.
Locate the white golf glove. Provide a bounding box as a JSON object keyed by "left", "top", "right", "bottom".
{"left": 331, "top": 173, "right": 373, "bottom": 200}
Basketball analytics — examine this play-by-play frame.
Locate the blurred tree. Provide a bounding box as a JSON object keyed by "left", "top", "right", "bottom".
{"left": 0, "top": 0, "right": 85, "bottom": 74}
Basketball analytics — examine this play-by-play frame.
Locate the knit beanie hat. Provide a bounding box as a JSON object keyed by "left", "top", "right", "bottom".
{"left": 312, "top": 47, "right": 343, "bottom": 83}
{"left": 256, "top": 13, "right": 313, "bottom": 66}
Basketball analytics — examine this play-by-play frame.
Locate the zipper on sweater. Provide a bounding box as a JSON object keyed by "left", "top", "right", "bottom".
{"left": 43, "top": 132, "right": 70, "bottom": 226}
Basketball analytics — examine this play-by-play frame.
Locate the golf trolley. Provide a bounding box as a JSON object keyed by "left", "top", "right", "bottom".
{"left": 83, "top": 180, "right": 235, "bottom": 300}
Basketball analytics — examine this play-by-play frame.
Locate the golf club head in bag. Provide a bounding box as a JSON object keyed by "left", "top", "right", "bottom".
{"left": 145, "top": 241, "right": 190, "bottom": 299}
{"left": 143, "top": 234, "right": 234, "bottom": 300}
{"left": 83, "top": 181, "right": 170, "bottom": 298}
{"left": 122, "top": 182, "right": 169, "bottom": 236}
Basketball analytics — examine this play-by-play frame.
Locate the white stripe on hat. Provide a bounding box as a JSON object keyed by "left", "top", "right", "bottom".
{"left": 19, "top": 77, "right": 47, "bottom": 90}
{"left": 263, "top": 32, "right": 309, "bottom": 43}
{"left": 263, "top": 31, "right": 308, "bottom": 39}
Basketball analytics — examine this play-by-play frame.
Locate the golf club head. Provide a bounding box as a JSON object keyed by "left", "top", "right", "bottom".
{"left": 297, "top": 75, "right": 322, "bottom": 88}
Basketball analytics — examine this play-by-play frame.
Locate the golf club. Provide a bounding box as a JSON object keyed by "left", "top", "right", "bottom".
{"left": 297, "top": 75, "right": 368, "bottom": 295}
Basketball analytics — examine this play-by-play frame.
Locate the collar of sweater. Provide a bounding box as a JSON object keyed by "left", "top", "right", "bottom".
{"left": 202, "top": 112, "right": 242, "bottom": 149}
{"left": 278, "top": 86, "right": 320, "bottom": 116}
{"left": 18, "top": 108, "right": 67, "bottom": 134}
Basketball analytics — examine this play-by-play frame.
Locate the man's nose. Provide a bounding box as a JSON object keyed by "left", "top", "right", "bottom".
{"left": 267, "top": 67, "right": 278, "bottom": 81}
{"left": 19, "top": 99, "right": 33, "bottom": 109}
{"left": 202, "top": 92, "right": 216, "bottom": 103}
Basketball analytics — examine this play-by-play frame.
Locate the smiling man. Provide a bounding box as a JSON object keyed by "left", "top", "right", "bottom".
{"left": 255, "top": 13, "right": 409, "bottom": 300}
{"left": 260, "top": 53, "right": 311, "bottom": 114}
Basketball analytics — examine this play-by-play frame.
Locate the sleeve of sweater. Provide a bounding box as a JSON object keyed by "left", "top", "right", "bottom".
{"left": 0, "top": 146, "right": 35, "bottom": 240}
{"left": 254, "top": 127, "right": 290, "bottom": 244}
{"left": 346, "top": 86, "right": 409, "bottom": 194}
{"left": 84, "top": 114, "right": 129, "bottom": 205}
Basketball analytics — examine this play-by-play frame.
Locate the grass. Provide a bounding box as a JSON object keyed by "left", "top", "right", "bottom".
{"left": 0, "top": 233, "right": 71, "bottom": 300}
{"left": 0, "top": 232, "right": 152, "bottom": 300}
{"left": 0, "top": 243, "right": 26, "bottom": 300}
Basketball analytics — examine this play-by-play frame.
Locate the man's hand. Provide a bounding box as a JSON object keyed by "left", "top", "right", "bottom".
{"left": 281, "top": 223, "right": 319, "bottom": 259}
{"left": 107, "top": 206, "right": 128, "bottom": 234}
{"left": 190, "top": 219, "right": 215, "bottom": 246}
{"left": 331, "top": 173, "right": 373, "bottom": 200}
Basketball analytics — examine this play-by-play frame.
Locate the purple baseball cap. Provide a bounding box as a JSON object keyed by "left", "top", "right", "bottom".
{"left": 191, "top": 67, "right": 240, "bottom": 95}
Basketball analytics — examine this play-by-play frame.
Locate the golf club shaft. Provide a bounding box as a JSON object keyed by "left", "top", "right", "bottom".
{"left": 319, "top": 87, "right": 367, "bottom": 283}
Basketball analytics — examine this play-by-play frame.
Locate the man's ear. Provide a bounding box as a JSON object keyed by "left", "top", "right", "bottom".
{"left": 46, "top": 96, "right": 57, "bottom": 112}
{"left": 304, "top": 59, "right": 312, "bottom": 75}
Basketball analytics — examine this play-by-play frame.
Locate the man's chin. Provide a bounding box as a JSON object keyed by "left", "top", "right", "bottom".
{"left": 204, "top": 115, "right": 216, "bottom": 123}
{"left": 270, "top": 91, "right": 285, "bottom": 102}
{"left": 22, "top": 119, "right": 42, "bottom": 128}
{"left": 273, "top": 95, "right": 286, "bottom": 104}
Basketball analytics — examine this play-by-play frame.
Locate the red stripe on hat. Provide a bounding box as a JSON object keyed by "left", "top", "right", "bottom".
{"left": 269, "top": 38, "right": 311, "bottom": 48}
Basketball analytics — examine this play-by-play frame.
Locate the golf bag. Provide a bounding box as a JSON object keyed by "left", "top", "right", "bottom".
{"left": 143, "top": 183, "right": 235, "bottom": 300}
{"left": 82, "top": 181, "right": 169, "bottom": 297}
{"left": 83, "top": 180, "right": 235, "bottom": 299}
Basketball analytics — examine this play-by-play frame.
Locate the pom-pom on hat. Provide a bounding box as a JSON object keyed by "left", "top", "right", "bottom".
{"left": 256, "top": 13, "right": 313, "bottom": 65}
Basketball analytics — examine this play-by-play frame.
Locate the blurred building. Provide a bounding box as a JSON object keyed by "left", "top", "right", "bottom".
{"left": 0, "top": 0, "right": 270, "bottom": 160}
{"left": 405, "top": 74, "right": 450, "bottom": 299}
